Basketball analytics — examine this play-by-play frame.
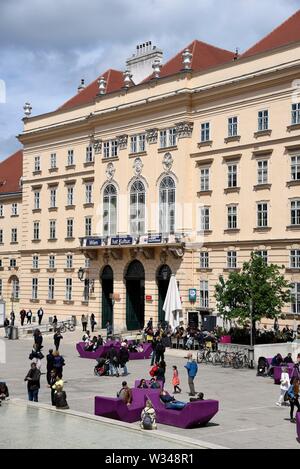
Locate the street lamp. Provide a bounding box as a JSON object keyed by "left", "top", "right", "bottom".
{"left": 78, "top": 267, "right": 85, "bottom": 281}
{"left": 248, "top": 298, "right": 254, "bottom": 369}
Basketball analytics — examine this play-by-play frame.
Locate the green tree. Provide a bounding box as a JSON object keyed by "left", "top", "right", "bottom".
{"left": 215, "top": 252, "right": 292, "bottom": 343}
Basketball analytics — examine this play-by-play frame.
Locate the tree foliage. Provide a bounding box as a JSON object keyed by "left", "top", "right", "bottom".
{"left": 215, "top": 252, "right": 292, "bottom": 328}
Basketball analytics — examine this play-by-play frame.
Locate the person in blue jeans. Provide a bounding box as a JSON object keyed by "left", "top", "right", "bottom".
{"left": 25, "top": 362, "right": 41, "bottom": 402}
{"left": 184, "top": 353, "right": 198, "bottom": 396}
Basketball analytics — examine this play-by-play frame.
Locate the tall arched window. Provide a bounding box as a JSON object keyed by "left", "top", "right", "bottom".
{"left": 130, "top": 180, "right": 145, "bottom": 236}
{"left": 159, "top": 176, "right": 175, "bottom": 234}
{"left": 12, "top": 278, "right": 19, "bottom": 300}
{"left": 103, "top": 184, "right": 117, "bottom": 236}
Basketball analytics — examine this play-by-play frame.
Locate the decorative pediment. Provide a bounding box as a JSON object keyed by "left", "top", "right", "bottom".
{"left": 117, "top": 134, "right": 128, "bottom": 150}
{"left": 146, "top": 128, "right": 159, "bottom": 144}
{"left": 175, "top": 121, "right": 194, "bottom": 139}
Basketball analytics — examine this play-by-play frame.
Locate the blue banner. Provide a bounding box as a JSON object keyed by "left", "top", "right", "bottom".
{"left": 86, "top": 238, "right": 102, "bottom": 247}
{"left": 119, "top": 236, "right": 133, "bottom": 245}
{"left": 148, "top": 235, "right": 162, "bottom": 244}
{"left": 111, "top": 237, "right": 120, "bottom": 246}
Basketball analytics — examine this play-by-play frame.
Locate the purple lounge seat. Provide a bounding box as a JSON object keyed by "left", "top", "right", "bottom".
{"left": 296, "top": 412, "right": 300, "bottom": 441}
{"left": 94, "top": 388, "right": 158, "bottom": 423}
{"left": 134, "top": 379, "right": 164, "bottom": 389}
{"left": 273, "top": 364, "right": 294, "bottom": 384}
{"left": 146, "top": 392, "right": 219, "bottom": 429}
{"left": 76, "top": 341, "right": 152, "bottom": 360}
{"left": 76, "top": 342, "right": 103, "bottom": 359}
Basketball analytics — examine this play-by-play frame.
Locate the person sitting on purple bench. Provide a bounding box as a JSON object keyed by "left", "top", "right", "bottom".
{"left": 159, "top": 389, "right": 186, "bottom": 410}
{"left": 137, "top": 379, "right": 149, "bottom": 389}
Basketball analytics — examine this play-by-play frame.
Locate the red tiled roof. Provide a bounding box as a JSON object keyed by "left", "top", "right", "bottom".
{"left": 242, "top": 10, "right": 300, "bottom": 58}
{"left": 143, "top": 40, "right": 235, "bottom": 82}
{"left": 58, "top": 69, "right": 124, "bottom": 111}
{"left": 0, "top": 150, "right": 23, "bottom": 195}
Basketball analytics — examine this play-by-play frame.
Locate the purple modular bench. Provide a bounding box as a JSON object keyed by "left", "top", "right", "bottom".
{"left": 94, "top": 388, "right": 159, "bottom": 423}
{"left": 76, "top": 341, "right": 152, "bottom": 360}
{"left": 297, "top": 412, "right": 300, "bottom": 442}
{"left": 134, "top": 379, "right": 164, "bottom": 389}
{"left": 273, "top": 364, "right": 294, "bottom": 384}
{"left": 146, "top": 392, "right": 219, "bottom": 429}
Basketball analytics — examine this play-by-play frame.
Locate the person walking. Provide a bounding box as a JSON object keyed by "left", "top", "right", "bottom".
{"left": 287, "top": 378, "right": 300, "bottom": 423}
{"left": 24, "top": 362, "right": 41, "bottom": 402}
{"left": 37, "top": 307, "right": 44, "bottom": 325}
{"left": 53, "top": 351, "right": 65, "bottom": 378}
{"left": 154, "top": 337, "right": 165, "bottom": 364}
{"left": 52, "top": 315, "right": 58, "bottom": 331}
{"left": 81, "top": 314, "right": 88, "bottom": 332}
{"left": 10, "top": 311, "right": 15, "bottom": 326}
{"left": 54, "top": 329, "right": 63, "bottom": 351}
{"left": 276, "top": 366, "right": 290, "bottom": 406}
{"left": 184, "top": 353, "right": 198, "bottom": 396}
{"left": 29, "top": 344, "right": 44, "bottom": 371}
{"left": 156, "top": 361, "right": 166, "bottom": 385}
{"left": 46, "top": 349, "right": 55, "bottom": 385}
{"left": 118, "top": 343, "right": 129, "bottom": 376}
{"left": 26, "top": 310, "right": 33, "bottom": 324}
{"left": 20, "top": 309, "right": 26, "bottom": 326}
{"left": 90, "top": 313, "right": 96, "bottom": 333}
{"left": 172, "top": 365, "right": 182, "bottom": 394}
{"left": 33, "top": 329, "right": 43, "bottom": 352}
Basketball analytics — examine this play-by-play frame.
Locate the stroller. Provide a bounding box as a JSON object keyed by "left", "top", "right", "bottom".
{"left": 94, "top": 357, "right": 109, "bottom": 377}
{"left": 257, "top": 356, "right": 269, "bottom": 376}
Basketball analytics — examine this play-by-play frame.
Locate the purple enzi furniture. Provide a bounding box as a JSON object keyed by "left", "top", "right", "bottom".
{"left": 273, "top": 364, "right": 294, "bottom": 385}
{"left": 94, "top": 388, "right": 159, "bottom": 423}
{"left": 76, "top": 341, "right": 152, "bottom": 360}
{"left": 146, "top": 392, "right": 219, "bottom": 429}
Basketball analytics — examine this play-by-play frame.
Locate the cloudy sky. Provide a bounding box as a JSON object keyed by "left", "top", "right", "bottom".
{"left": 0, "top": 0, "right": 299, "bottom": 159}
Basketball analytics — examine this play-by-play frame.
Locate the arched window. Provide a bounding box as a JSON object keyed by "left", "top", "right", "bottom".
{"left": 159, "top": 176, "right": 175, "bottom": 234}
{"left": 103, "top": 184, "right": 117, "bottom": 236}
{"left": 130, "top": 180, "right": 145, "bottom": 236}
{"left": 12, "top": 278, "right": 19, "bottom": 300}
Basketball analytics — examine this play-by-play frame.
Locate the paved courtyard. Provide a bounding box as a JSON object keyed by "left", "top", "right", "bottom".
{"left": 0, "top": 328, "right": 299, "bottom": 449}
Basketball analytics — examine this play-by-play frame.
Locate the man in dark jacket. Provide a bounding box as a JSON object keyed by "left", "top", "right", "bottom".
{"left": 155, "top": 338, "right": 165, "bottom": 364}
{"left": 46, "top": 349, "right": 55, "bottom": 385}
{"left": 20, "top": 309, "right": 26, "bottom": 326}
{"left": 53, "top": 330, "right": 63, "bottom": 351}
{"left": 118, "top": 344, "right": 129, "bottom": 376}
{"left": 184, "top": 353, "right": 198, "bottom": 396}
{"left": 106, "top": 345, "right": 119, "bottom": 376}
{"left": 34, "top": 329, "right": 43, "bottom": 352}
{"left": 37, "top": 308, "right": 44, "bottom": 325}
{"left": 25, "top": 362, "right": 41, "bottom": 402}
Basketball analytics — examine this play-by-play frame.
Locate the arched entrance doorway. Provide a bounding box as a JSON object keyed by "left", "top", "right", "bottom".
{"left": 156, "top": 265, "right": 172, "bottom": 323}
{"left": 101, "top": 266, "right": 113, "bottom": 328}
{"left": 125, "top": 260, "right": 145, "bottom": 331}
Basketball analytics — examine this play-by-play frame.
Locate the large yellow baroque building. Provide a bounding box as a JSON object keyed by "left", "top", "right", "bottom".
{"left": 1, "top": 11, "right": 300, "bottom": 332}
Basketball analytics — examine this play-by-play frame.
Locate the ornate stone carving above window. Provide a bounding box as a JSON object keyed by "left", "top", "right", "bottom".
{"left": 146, "top": 128, "right": 158, "bottom": 144}
{"left": 106, "top": 162, "right": 116, "bottom": 181}
{"left": 175, "top": 121, "right": 194, "bottom": 138}
{"left": 162, "top": 152, "right": 174, "bottom": 172}
{"left": 117, "top": 135, "right": 128, "bottom": 150}
{"left": 133, "top": 157, "right": 143, "bottom": 176}
{"left": 89, "top": 135, "right": 102, "bottom": 154}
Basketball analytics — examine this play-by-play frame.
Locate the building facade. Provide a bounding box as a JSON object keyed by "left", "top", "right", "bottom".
{"left": 1, "top": 11, "right": 300, "bottom": 331}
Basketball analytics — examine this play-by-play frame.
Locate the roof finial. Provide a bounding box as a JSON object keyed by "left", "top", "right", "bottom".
{"left": 23, "top": 102, "right": 32, "bottom": 118}
{"left": 233, "top": 47, "right": 240, "bottom": 61}
{"left": 78, "top": 78, "right": 85, "bottom": 92}
{"left": 182, "top": 48, "right": 193, "bottom": 70}
{"left": 98, "top": 76, "right": 107, "bottom": 95}
{"left": 152, "top": 58, "right": 162, "bottom": 78}
{"left": 123, "top": 69, "right": 133, "bottom": 88}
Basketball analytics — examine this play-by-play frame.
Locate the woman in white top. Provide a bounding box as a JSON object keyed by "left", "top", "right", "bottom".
{"left": 276, "top": 367, "right": 290, "bottom": 406}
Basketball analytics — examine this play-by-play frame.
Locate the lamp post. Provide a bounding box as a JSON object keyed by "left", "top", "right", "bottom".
{"left": 249, "top": 298, "right": 254, "bottom": 369}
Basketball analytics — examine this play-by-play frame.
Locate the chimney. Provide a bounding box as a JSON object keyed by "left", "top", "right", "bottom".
{"left": 78, "top": 79, "right": 85, "bottom": 92}
{"left": 126, "top": 42, "right": 163, "bottom": 84}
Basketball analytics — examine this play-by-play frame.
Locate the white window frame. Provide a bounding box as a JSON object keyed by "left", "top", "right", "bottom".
{"left": 258, "top": 110, "right": 269, "bottom": 131}
{"left": 200, "top": 167, "right": 210, "bottom": 192}
{"left": 48, "top": 278, "right": 55, "bottom": 300}
{"left": 257, "top": 202, "right": 268, "bottom": 228}
{"left": 34, "top": 191, "right": 40, "bottom": 210}
{"left": 67, "top": 186, "right": 74, "bottom": 206}
{"left": 291, "top": 155, "right": 300, "bottom": 181}
{"left": 32, "top": 255, "right": 39, "bottom": 270}
{"left": 50, "top": 188, "right": 57, "bottom": 208}
{"left": 65, "top": 278, "right": 73, "bottom": 301}
{"left": 228, "top": 164, "right": 237, "bottom": 188}
{"left": 290, "top": 250, "right": 300, "bottom": 269}
{"left": 11, "top": 228, "right": 17, "bottom": 243}
{"left": 49, "top": 220, "right": 56, "bottom": 240}
{"left": 291, "top": 282, "right": 300, "bottom": 314}
{"left": 291, "top": 199, "right": 300, "bottom": 226}
{"left": 200, "top": 207, "right": 210, "bottom": 231}
{"left": 11, "top": 203, "right": 18, "bottom": 216}
{"left": 67, "top": 149, "right": 74, "bottom": 166}
{"left": 103, "top": 184, "right": 117, "bottom": 236}
{"left": 200, "top": 252, "right": 209, "bottom": 269}
{"left": 66, "top": 254, "right": 73, "bottom": 269}
{"left": 49, "top": 255, "right": 55, "bottom": 269}
{"left": 50, "top": 153, "right": 57, "bottom": 169}
{"left": 85, "top": 184, "right": 93, "bottom": 204}
{"left": 227, "top": 251, "right": 237, "bottom": 269}
{"left": 33, "top": 221, "right": 40, "bottom": 240}
{"left": 227, "top": 205, "right": 237, "bottom": 229}
{"left": 228, "top": 116, "right": 238, "bottom": 137}
{"left": 200, "top": 280, "right": 209, "bottom": 308}
{"left": 201, "top": 122, "right": 210, "bottom": 142}
{"left": 292, "top": 103, "right": 300, "bottom": 125}
{"left": 32, "top": 278, "right": 38, "bottom": 300}
{"left": 34, "top": 156, "right": 41, "bottom": 172}
{"left": 67, "top": 218, "right": 74, "bottom": 238}
{"left": 257, "top": 160, "right": 268, "bottom": 185}
{"left": 85, "top": 216, "right": 92, "bottom": 237}
{"left": 86, "top": 145, "right": 94, "bottom": 163}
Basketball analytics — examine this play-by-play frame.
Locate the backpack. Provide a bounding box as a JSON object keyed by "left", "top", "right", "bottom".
{"left": 142, "top": 413, "right": 153, "bottom": 430}
{"left": 149, "top": 365, "right": 158, "bottom": 377}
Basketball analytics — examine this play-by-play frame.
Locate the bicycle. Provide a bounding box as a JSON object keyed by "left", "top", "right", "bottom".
{"left": 59, "top": 320, "right": 75, "bottom": 333}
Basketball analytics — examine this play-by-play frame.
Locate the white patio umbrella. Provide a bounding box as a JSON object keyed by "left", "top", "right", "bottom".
{"left": 163, "top": 274, "right": 182, "bottom": 329}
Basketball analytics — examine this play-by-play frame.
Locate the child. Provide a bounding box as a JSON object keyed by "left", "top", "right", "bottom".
{"left": 172, "top": 365, "right": 181, "bottom": 394}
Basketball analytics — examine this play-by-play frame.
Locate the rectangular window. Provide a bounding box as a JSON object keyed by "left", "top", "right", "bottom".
{"left": 49, "top": 255, "right": 55, "bottom": 269}
{"left": 65, "top": 278, "right": 72, "bottom": 301}
{"left": 11, "top": 203, "right": 18, "bottom": 216}
{"left": 168, "top": 128, "right": 177, "bottom": 147}
{"left": 257, "top": 160, "right": 268, "bottom": 185}
{"left": 159, "top": 128, "right": 177, "bottom": 149}
{"left": 33, "top": 222, "right": 40, "bottom": 240}
{"left": 159, "top": 130, "right": 167, "bottom": 148}
{"left": 200, "top": 280, "right": 209, "bottom": 308}
{"left": 290, "top": 250, "right": 300, "bottom": 269}
{"left": 85, "top": 258, "right": 90, "bottom": 269}
{"left": 130, "top": 135, "right": 137, "bottom": 154}
{"left": 228, "top": 164, "right": 237, "bottom": 188}
{"left": 227, "top": 205, "right": 237, "bottom": 229}
{"left": 32, "top": 278, "right": 38, "bottom": 300}
{"left": 86, "top": 145, "right": 94, "bottom": 163}
{"left": 67, "top": 219, "right": 74, "bottom": 238}
{"left": 11, "top": 228, "right": 17, "bottom": 243}
{"left": 292, "top": 103, "right": 300, "bottom": 125}
{"left": 103, "top": 141, "right": 110, "bottom": 159}
{"left": 10, "top": 258, "right": 17, "bottom": 268}
{"left": 67, "top": 186, "right": 74, "bottom": 206}
{"left": 258, "top": 110, "right": 269, "bottom": 131}
{"left": 0, "top": 229, "right": 3, "bottom": 244}
{"left": 85, "top": 217, "right": 92, "bottom": 236}
{"left": 34, "top": 156, "right": 40, "bottom": 172}
{"left": 49, "top": 220, "right": 56, "bottom": 239}
{"left": 291, "top": 283, "right": 300, "bottom": 314}
{"left": 200, "top": 207, "right": 210, "bottom": 231}
{"left": 34, "top": 191, "right": 40, "bottom": 210}
{"left": 291, "top": 156, "right": 300, "bottom": 181}
{"left": 48, "top": 278, "right": 55, "bottom": 300}
{"left": 257, "top": 250, "right": 268, "bottom": 264}
{"left": 257, "top": 203, "right": 268, "bottom": 228}
{"left": 67, "top": 149, "right": 74, "bottom": 166}
{"left": 50, "top": 188, "right": 57, "bottom": 208}
{"left": 291, "top": 200, "right": 300, "bottom": 225}
{"left": 228, "top": 117, "right": 238, "bottom": 137}
{"left": 85, "top": 184, "right": 93, "bottom": 204}
{"left": 50, "top": 153, "right": 57, "bottom": 169}
{"left": 200, "top": 252, "right": 209, "bottom": 269}
{"left": 201, "top": 122, "right": 210, "bottom": 142}
{"left": 130, "top": 134, "right": 146, "bottom": 153}
{"left": 66, "top": 254, "right": 73, "bottom": 269}
{"left": 0, "top": 204, "right": 3, "bottom": 217}
{"left": 200, "top": 168, "right": 210, "bottom": 192}
{"left": 111, "top": 140, "right": 118, "bottom": 157}
{"left": 32, "top": 255, "right": 39, "bottom": 269}
{"left": 139, "top": 134, "right": 146, "bottom": 152}
{"left": 227, "top": 251, "right": 237, "bottom": 269}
